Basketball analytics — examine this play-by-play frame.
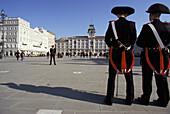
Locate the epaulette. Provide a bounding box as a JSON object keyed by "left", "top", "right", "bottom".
{"left": 163, "top": 21, "right": 170, "bottom": 24}
{"left": 128, "top": 21, "right": 136, "bottom": 23}
{"left": 109, "top": 20, "right": 115, "bottom": 23}
{"left": 144, "top": 22, "right": 151, "bottom": 25}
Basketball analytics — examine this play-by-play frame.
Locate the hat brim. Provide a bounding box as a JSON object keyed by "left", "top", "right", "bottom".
{"left": 146, "top": 10, "right": 170, "bottom": 14}
{"left": 146, "top": 3, "right": 170, "bottom": 14}
{"left": 111, "top": 7, "right": 135, "bottom": 15}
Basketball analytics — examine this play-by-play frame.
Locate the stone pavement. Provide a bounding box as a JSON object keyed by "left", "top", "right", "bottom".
{"left": 0, "top": 56, "right": 170, "bottom": 114}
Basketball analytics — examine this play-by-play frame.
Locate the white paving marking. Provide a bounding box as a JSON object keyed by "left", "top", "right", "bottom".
{"left": 73, "top": 71, "right": 82, "bottom": 74}
{"left": 36, "top": 109, "right": 62, "bottom": 114}
{"left": 0, "top": 71, "right": 9, "bottom": 73}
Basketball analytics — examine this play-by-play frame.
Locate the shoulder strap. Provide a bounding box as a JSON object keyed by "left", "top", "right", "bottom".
{"left": 111, "top": 21, "right": 118, "bottom": 40}
{"left": 148, "top": 24, "right": 165, "bottom": 49}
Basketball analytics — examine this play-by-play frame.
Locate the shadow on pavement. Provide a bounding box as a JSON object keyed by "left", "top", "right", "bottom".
{"left": 1, "top": 83, "right": 106, "bottom": 104}
{"left": 0, "top": 83, "right": 164, "bottom": 107}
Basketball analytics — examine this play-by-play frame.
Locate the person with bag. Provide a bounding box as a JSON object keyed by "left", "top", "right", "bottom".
{"left": 15, "top": 50, "right": 20, "bottom": 60}
{"left": 20, "top": 50, "right": 25, "bottom": 61}
{"left": 105, "top": 6, "right": 137, "bottom": 105}
{"left": 136, "top": 3, "right": 170, "bottom": 107}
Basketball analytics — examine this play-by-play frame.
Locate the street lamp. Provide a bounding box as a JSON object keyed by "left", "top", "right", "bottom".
{"left": 0, "top": 9, "right": 7, "bottom": 59}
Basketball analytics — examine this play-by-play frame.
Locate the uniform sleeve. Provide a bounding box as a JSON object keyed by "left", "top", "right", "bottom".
{"left": 105, "top": 23, "right": 119, "bottom": 48}
{"left": 165, "top": 24, "right": 170, "bottom": 44}
{"left": 136, "top": 25, "right": 148, "bottom": 48}
{"left": 130, "top": 22, "right": 137, "bottom": 49}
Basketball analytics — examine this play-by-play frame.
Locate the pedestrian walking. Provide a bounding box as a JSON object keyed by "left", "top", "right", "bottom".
{"left": 104, "top": 6, "right": 137, "bottom": 106}
{"left": 20, "top": 50, "right": 25, "bottom": 61}
{"left": 47, "top": 52, "right": 49, "bottom": 59}
{"left": 70, "top": 52, "right": 72, "bottom": 58}
{"left": 89, "top": 51, "right": 92, "bottom": 58}
{"left": 57, "top": 52, "right": 60, "bottom": 58}
{"left": 136, "top": 3, "right": 170, "bottom": 107}
{"left": 15, "top": 50, "right": 20, "bottom": 60}
{"left": 50, "top": 45, "right": 56, "bottom": 65}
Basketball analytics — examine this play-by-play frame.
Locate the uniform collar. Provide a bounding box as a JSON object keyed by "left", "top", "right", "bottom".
{"left": 151, "top": 19, "right": 161, "bottom": 23}
{"left": 118, "top": 17, "right": 127, "bottom": 20}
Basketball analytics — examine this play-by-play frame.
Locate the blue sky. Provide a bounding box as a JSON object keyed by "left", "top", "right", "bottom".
{"left": 0, "top": 0, "right": 170, "bottom": 38}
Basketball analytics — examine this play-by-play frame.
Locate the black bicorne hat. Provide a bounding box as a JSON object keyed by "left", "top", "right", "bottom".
{"left": 111, "top": 6, "right": 135, "bottom": 15}
{"left": 146, "top": 3, "right": 170, "bottom": 14}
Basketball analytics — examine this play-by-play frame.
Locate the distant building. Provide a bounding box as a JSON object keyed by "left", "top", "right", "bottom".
{"left": 47, "top": 31, "right": 56, "bottom": 51}
{"left": 56, "top": 24, "right": 109, "bottom": 55}
{"left": 56, "top": 38, "right": 68, "bottom": 54}
{"left": 0, "top": 17, "right": 55, "bottom": 56}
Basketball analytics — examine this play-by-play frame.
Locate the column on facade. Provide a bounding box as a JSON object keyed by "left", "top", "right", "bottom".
{"left": 88, "top": 38, "right": 90, "bottom": 52}
{"left": 68, "top": 40, "right": 70, "bottom": 53}
{"left": 71, "top": 39, "right": 73, "bottom": 54}
{"left": 76, "top": 39, "right": 78, "bottom": 54}
{"left": 79, "top": 39, "right": 81, "bottom": 53}
{"left": 72, "top": 39, "right": 74, "bottom": 54}
{"left": 93, "top": 38, "right": 95, "bottom": 54}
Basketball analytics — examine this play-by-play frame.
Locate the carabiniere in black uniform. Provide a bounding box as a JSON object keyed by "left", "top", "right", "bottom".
{"left": 136, "top": 3, "right": 170, "bottom": 107}
{"left": 105, "top": 6, "right": 137, "bottom": 105}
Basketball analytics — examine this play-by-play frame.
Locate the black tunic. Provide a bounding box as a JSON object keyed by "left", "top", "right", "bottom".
{"left": 105, "top": 17, "right": 136, "bottom": 49}
{"left": 136, "top": 19, "right": 170, "bottom": 48}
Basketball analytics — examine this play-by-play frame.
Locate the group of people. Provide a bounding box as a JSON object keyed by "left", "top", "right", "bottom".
{"left": 46, "top": 3, "right": 170, "bottom": 107}
{"left": 105, "top": 3, "right": 170, "bottom": 107}
{"left": 65, "top": 52, "right": 93, "bottom": 58}
{"left": 15, "top": 50, "right": 25, "bottom": 61}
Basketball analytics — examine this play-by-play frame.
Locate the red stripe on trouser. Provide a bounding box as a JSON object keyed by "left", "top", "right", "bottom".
{"left": 121, "top": 51, "right": 127, "bottom": 73}
{"left": 158, "top": 46, "right": 164, "bottom": 72}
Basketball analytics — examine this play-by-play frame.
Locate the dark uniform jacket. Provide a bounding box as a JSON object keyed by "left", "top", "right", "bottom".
{"left": 105, "top": 17, "right": 136, "bottom": 49}
{"left": 136, "top": 19, "right": 170, "bottom": 48}
{"left": 136, "top": 19, "right": 170, "bottom": 73}
{"left": 105, "top": 17, "right": 137, "bottom": 71}
{"left": 50, "top": 48, "right": 56, "bottom": 56}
